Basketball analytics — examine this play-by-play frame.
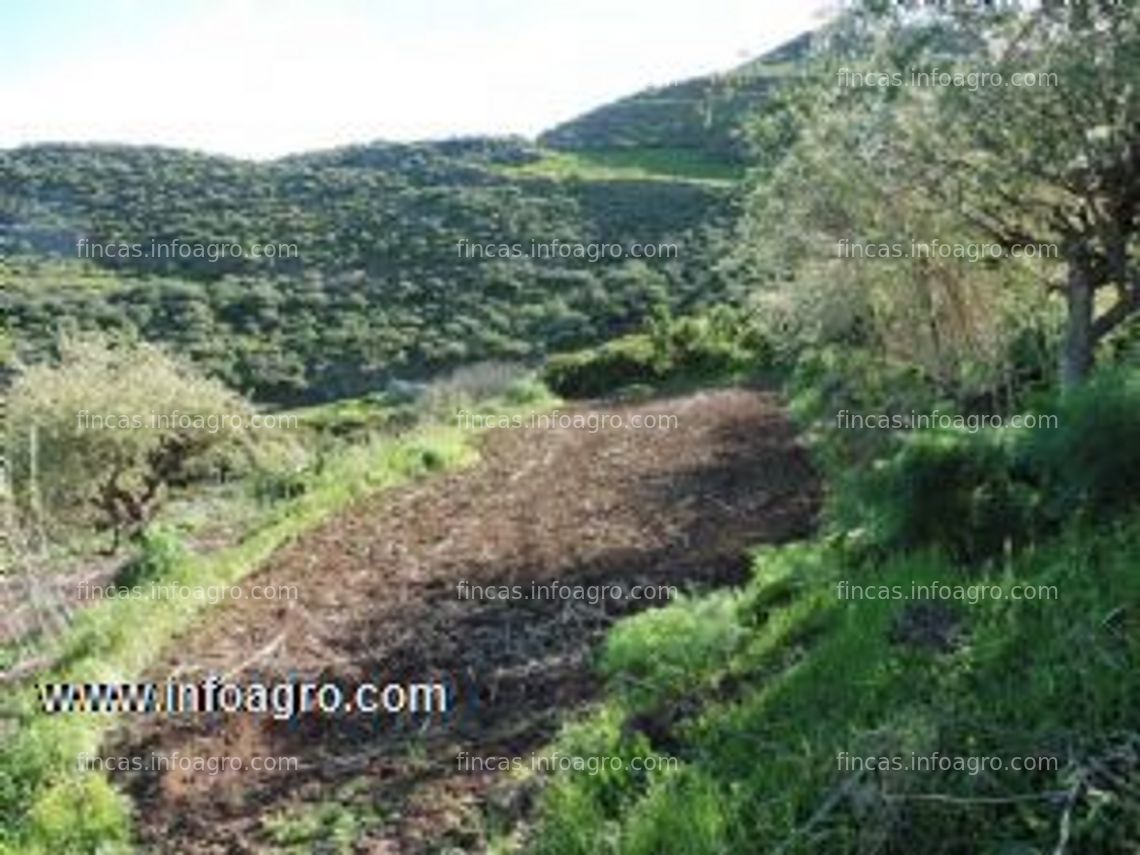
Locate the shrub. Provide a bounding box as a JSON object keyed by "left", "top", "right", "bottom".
{"left": 115, "top": 527, "right": 187, "bottom": 588}
{"left": 544, "top": 308, "right": 773, "bottom": 399}
{"left": 828, "top": 369, "right": 1140, "bottom": 561}
{"left": 6, "top": 335, "right": 257, "bottom": 545}
{"left": 659, "top": 309, "right": 772, "bottom": 378}
{"left": 837, "top": 429, "right": 1039, "bottom": 562}
{"left": 602, "top": 593, "right": 744, "bottom": 709}
{"left": 1020, "top": 367, "right": 1140, "bottom": 521}
{"left": 544, "top": 335, "right": 663, "bottom": 398}
{"left": 503, "top": 375, "right": 551, "bottom": 405}
{"left": 247, "top": 435, "right": 314, "bottom": 504}
{"left": 295, "top": 397, "right": 415, "bottom": 444}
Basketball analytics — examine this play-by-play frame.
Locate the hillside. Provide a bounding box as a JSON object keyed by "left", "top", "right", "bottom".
{"left": 0, "top": 138, "right": 738, "bottom": 403}
{"left": 0, "top": 34, "right": 821, "bottom": 404}
{"left": 539, "top": 33, "right": 812, "bottom": 163}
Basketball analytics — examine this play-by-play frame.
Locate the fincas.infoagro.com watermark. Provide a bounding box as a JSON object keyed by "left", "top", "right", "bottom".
{"left": 837, "top": 67, "right": 1059, "bottom": 92}
{"left": 836, "top": 410, "right": 1057, "bottom": 433}
{"left": 835, "top": 238, "right": 1058, "bottom": 261}
{"left": 456, "top": 409, "right": 677, "bottom": 433}
{"left": 76, "top": 410, "right": 297, "bottom": 433}
{"left": 836, "top": 750, "right": 1058, "bottom": 775}
{"left": 77, "top": 752, "right": 299, "bottom": 774}
{"left": 455, "top": 578, "right": 677, "bottom": 604}
{"left": 77, "top": 238, "right": 298, "bottom": 262}
{"left": 455, "top": 238, "right": 677, "bottom": 262}
{"left": 457, "top": 750, "right": 678, "bottom": 775}
{"left": 835, "top": 580, "right": 1058, "bottom": 604}
{"left": 75, "top": 579, "right": 299, "bottom": 604}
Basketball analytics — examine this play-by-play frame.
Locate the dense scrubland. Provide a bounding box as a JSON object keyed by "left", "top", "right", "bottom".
{"left": 0, "top": 139, "right": 734, "bottom": 403}
{"left": 2, "top": 2, "right": 1139, "bottom": 853}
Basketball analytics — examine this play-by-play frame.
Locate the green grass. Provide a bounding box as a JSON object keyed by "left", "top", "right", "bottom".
{"left": 263, "top": 797, "right": 383, "bottom": 855}
{"left": 498, "top": 148, "right": 744, "bottom": 186}
{"left": 519, "top": 518, "right": 1140, "bottom": 854}
{"left": 0, "top": 391, "right": 558, "bottom": 855}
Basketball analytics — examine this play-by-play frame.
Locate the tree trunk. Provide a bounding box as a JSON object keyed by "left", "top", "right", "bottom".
{"left": 1060, "top": 261, "right": 1094, "bottom": 388}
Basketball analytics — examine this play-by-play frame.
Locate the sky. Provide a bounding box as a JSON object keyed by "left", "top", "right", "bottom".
{"left": 0, "top": 0, "right": 835, "bottom": 160}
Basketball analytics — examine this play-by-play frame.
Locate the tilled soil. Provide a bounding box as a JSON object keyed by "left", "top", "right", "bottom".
{"left": 110, "top": 389, "right": 820, "bottom": 853}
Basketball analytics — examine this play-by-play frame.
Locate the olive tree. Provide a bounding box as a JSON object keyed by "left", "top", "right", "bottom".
{"left": 7, "top": 336, "right": 255, "bottom": 547}
{"left": 742, "top": 2, "right": 1139, "bottom": 388}
{"left": 859, "top": 2, "right": 1140, "bottom": 387}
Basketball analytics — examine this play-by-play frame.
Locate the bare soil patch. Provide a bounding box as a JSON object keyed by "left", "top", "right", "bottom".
{"left": 110, "top": 388, "right": 820, "bottom": 852}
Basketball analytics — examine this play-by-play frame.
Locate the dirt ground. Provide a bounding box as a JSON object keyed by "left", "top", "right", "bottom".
{"left": 109, "top": 388, "right": 820, "bottom": 853}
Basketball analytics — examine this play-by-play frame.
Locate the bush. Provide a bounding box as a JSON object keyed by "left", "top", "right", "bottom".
{"left": 247, "top": 433, "right": 314, "bottom": 505}
{"left": 6, "top": 335, "right": 258, "bottom": 544}
{"left": 651, "top": 310, "right": 759, "bottom": 378}
{"left": 295, "top": 397, "right": 416, "bottom": 444}
{"left": 602, "top": 593, "right": 744, "bottom": 709}
{"left": 1020, "top": 367, "right": 1140, "bottom": 520}
{"left": 115, "top": 527, "right": 188, "bottom": 589}
{"left": 544, "top": 335, "right": 663, "bottom": 398}
{"left": 788, "top": 345, "right": 939, "bottom": 472}
{"left": 249, "top": 465, "right": 311, "bottom": 505}
{"left": 842, "top": 429, "right": 1038, "bottom": 562}
{"left": 503, "top": 375, "right": 551, "bottom": 405}
{"left": 544, "top": 308, "right": 772, "bottom": 399}
{"left": 832, "top": 367, "right": 1140, "bottom": 561}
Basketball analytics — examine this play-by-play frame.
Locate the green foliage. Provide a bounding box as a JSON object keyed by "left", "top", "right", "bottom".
{"left": 292, "top": 395, "right": 417, "bottom": 443}
{"left": 543, "top": 308, "right": 769, "bottom": 398}
{"left": 530, "top": 706, "right": 674, "bottom": 855}
{"left": 264, "top": 800, "right": 380, "bottom": 854}
{"left": 842, "top": 429, "right": 1037, "bottom": 562}
{"left": 1020, "top": 367, "right": 1140, "bottom": 518}
{"left": 602, "top": 593, "right": 744, "bottom": 709}
{"left": 651, "top": 310, "right": 763, "bottom": 378}
{"left": 817, "top": 365, "right": 1140, "bottom": 561}
{"left": 544, "top": 335, "right": 664, "bottom": 399}
{"left": 5, "top": 335, "right": 257, "bottom": 539}
{"left": 791, "top": 348, "right": 932, "bottom": 416}
{"left": 737, "top": 3, "right": 1140, "bottom": 389}
{"left": 114, "top": 526, "right": 187, "bottom": 589}
{"left": 503, "top": 375, "right": 551, "bottom": 406}
{"left": 248, "top": 461, "right": 312, "bottom": 506}
{"left": 524, "top": 518, "right": 1140, "bottom": 854}
{"left": 1, "top": 139, "right": 736, "bottom": 404}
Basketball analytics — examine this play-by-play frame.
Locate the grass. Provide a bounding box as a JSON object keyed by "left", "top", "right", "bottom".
{"left": 0, "top": 390, "right": 558, "bottom": 855}
{"left": 263, "top": 798, "right": 383, "bottom": 854}
{"left": 498, "top": 148, "right": 744, "bottom": 186}
{"left": 516, "top": 517, "right": 1140, "bottom": 853}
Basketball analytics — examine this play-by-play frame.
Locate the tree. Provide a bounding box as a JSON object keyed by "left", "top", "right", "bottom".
{"left": 742, "top": 2, "right": 1139, "bottom": 388}
{"left": 860, "top": 2, "right": 1140, "bottom": 386}
{"left": 6, "top": 336, "right": 256, "bottom": 547}
{"left": 736, "top": 14, "right": 1049, "bottom": 401}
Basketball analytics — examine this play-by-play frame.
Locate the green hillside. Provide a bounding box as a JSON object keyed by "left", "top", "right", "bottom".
{"left": 0, "top": 34, "right": 820, "bottom": 404}
{"left": 0, "top": 139, "right": 739, "bottom": 403}
{"left": 539, "top": 33, "right": 812, "bottom": 163}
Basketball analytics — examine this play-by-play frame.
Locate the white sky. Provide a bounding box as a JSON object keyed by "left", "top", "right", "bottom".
{"left": 0, "top": 0, "right": 836, "bottom": 159}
